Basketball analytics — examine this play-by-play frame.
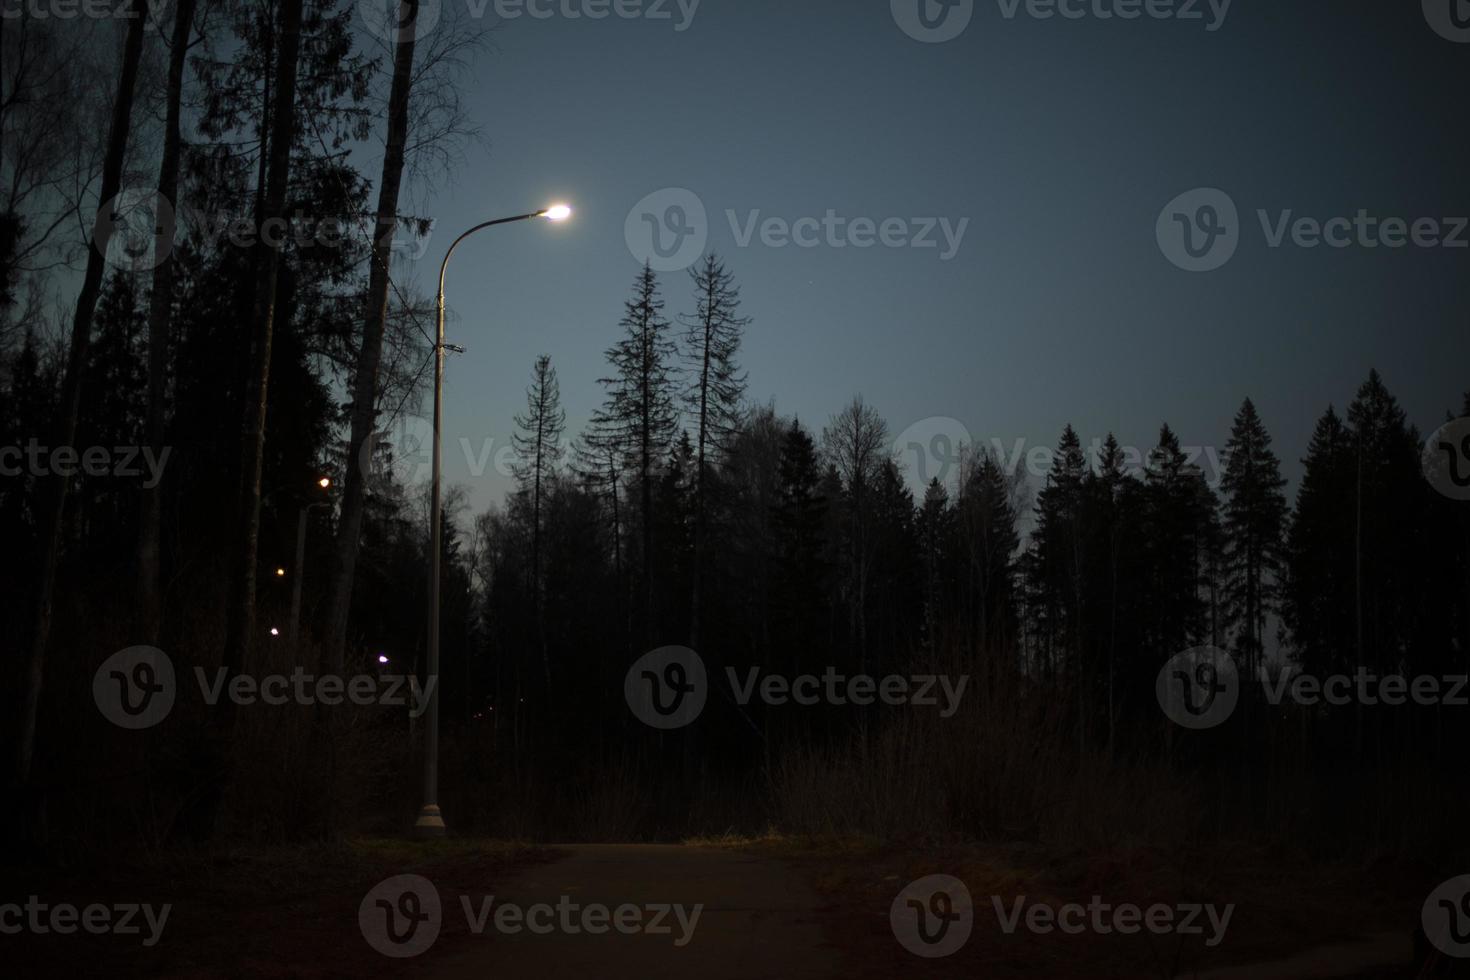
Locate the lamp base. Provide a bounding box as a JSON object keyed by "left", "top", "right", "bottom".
{"left": 413, "top": 804, "right": 446, "bottom": 838}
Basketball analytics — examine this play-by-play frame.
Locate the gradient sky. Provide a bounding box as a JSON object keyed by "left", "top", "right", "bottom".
{"left": 374, "top": 0, "right": 1470, "bottom": 516}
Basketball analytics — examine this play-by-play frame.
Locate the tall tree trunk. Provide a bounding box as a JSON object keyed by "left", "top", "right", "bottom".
{"left": 196, "top": 0, "right": 305, "bottom": 839}
{"left": 138, "top": 0, "right": 199, "bottom": 643}
{"left": 15, "top": 0, "right": 147, "bottom": 801}
{"left": 533, "top": 426, "right": 548, "bottom": 690}
{"left": 324, "top": 0, "right": 419, "bottom": 672}
{"left": 691, "top": 347, "right": 709, "bottom": 649}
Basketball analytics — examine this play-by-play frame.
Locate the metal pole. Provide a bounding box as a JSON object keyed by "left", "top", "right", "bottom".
{"left": 414, "top": 278, "right": 448, "bottom": 838}
{"left": 412, "top": 208, "right": 559, "bottom": 840}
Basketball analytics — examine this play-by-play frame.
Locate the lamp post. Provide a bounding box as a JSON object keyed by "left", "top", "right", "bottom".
{"left": 414, "top": 203, "right": 572, "bottom": 839}
{"left": 287, "top": 477, "right": 333, "bottom": 650}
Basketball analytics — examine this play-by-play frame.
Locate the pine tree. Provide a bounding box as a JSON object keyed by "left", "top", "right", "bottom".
{"left": 772, "top": 419, "right": 829, "bottom": 672}
{"left": 592, "top": 263, "right": 679, "bottom": 642}
{"left": 955, "top": 448, "right": 1020, "bottom": 661}
{"left": 1284, "top": 406, "right": 1355, "bottom": 676}
{"left": 1344, "top": 370, "right": 1421, "bottom": 677}
{"left": 1220, "top": 398, "right": 1288, "bottom": 677}
{"left": 916, "top": 477, "right": 951, "bottom": 650}
{"left": 512, "top": 354, "right": 566, "bottom": 690}
{"left": 680, "top": 254, "right": 748, "bottom": 646}
{"left": 1032, "top": 425, "right": 1087, "bottom": 677}
{"left": 1143, "top": 424, "right": 1214, "bottom": 657}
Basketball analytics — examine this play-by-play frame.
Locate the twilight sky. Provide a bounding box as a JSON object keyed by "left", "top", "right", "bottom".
{"left": 374, "top": 0, "right": 1470, "bottom": 517}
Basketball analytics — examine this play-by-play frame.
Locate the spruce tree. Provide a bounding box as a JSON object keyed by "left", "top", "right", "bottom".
{"left": 1220, "top": 398, "right": 1288, "bottom": 676}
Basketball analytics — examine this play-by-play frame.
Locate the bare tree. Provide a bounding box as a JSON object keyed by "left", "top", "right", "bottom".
{"left": 323, "top": 0, "right": 424, "bottom": 671}
{"left": 16, "top": 0, "right": 148, "bottom": 803}
{"left": 210, "top": 0, "right": 306, "bottom": 835}
{"left": 821, "top": 396, "right": 888, "bottom": 672}
{"left": 679, "top": 254, "right": 747, "bottom": 647}
{"left": 137, "top": 0, "right": 203, "bottom": 641}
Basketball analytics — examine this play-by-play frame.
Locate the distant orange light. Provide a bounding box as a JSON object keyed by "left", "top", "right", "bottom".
{"left": 276, "top": 567, "right": 286, "bottom": 577}
{"left": 318, "top": 477, "right": 331, "bottom": 489}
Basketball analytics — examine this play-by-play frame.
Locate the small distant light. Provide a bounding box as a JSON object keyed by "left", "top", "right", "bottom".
{"left": 378, "top": 654, "right": 389, "bottom": 664}
{"left": 318, "top": 477, "right": 331, "bottom": 489}
{"left": 275, "top": 567, "right": 286, "bottom": 577}
{"left": 269, "top": 628, "right": 280, "bottom": 637}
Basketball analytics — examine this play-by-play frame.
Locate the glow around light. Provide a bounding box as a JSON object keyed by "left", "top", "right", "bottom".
{"left": 543, "top": 204, "right": 572, "bottom": 222}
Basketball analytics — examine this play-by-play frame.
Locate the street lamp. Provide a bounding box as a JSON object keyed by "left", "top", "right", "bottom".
{"left": 414, "top": 203, "right": 571, "bottom": 839}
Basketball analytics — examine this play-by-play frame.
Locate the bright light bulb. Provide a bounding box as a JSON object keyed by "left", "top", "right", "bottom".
{"left": 318, "top": 477, "right": 331, "bottom": 489}
{"left": 543, "top": 204, "right": 572, "bottom": 222}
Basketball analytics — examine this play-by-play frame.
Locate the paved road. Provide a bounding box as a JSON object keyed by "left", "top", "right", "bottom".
{"left": 427, "top": 844, "right": 837, "bottom": 980}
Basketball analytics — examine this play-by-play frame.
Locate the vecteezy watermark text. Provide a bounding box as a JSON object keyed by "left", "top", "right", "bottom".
{"left": 359, "top": 875, "right": 702, "bottom": 958}
{"left": 0, "top": 898, "right": 170, "bottom": 947}
{"left": 1157, "top": 646, "right": 1469, "bottom": 729}
{"left": 624, "top": 646, "right": 969, "bottom": 729}
{"left": 93, "top": 646, "right": 434, "bottom": 729}
{"left": 0, "top": 440, "right": 170, "bottom": 488}
{"left": 891, "top": 0, "right": 1231, "bottom": 44}
{"left": 1157, "top": 188, "right": 1470, "bottom": 272}
{"left": 624, "top": 188, "right": 970, "bottom": 271}
{"left": 889, "top": 874, "right": 1233, "bottom": 957}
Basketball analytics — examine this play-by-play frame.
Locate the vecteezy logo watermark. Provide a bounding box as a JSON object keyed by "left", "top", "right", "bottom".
{"left": 893, "top": 416, "right": 973, "bottom": 497}
{"left": 359, "top": 416, "right": 557, "bottom": 486}
{"left": 891, "top": 875, "right": 973, "bottom": 957}
{"left": 0, "top": 0, "right": 173, "bottom": 25}
{"left": 891, "top": 0, "right": 974, "bottom": 43}
{"left": 1424, "top": 417, "right": 1470, "bottom": 502}
{"left": 359, "top": 875, "right": 703, "bottom": 957}
{"left": 0, "top": 898, "right": 171, "bottom": 947}
{"left": 1159, "top": 189, "right": 1470, "bottom": 272}
{"left": 1156, "top": 188, "right": 1239, "bottom": 273}
{"left": 94, "top": 646, "right": 177, "bottom": 730}
{"left": 727, "top": 210, "right": 968, "bottom": 262}
{"left": 1423, "top": 876, "right": 1470, "bottom": 959}
{"left": 1259, "top": 667, "right": 1469, "bottom": 709}
{"left": 1158, "top": 648, "right": 1470, "bottom": 729}
{"left": 93, "top": 187, "right": 176, "bottom": 273}
{"left": 891, "top": 876, "right": 1233, "bottom": 957}
{"left": 624, "top": 189, "right": 969, "bottom": 272}
{"left": 0, "top": 440, "right": 171, "bottom": 487}
{"left": 1155, "top": 646, "right": 1239, "bottom": 729}
{"left": 1424, "top": 0, "right": 1470, "bottom": 43}
{"left": 357, "top": 0, "right": 442, "bottom": 44}
{"left": 361, "top": 0, "right": 699, "bottom": 44}
{"left": 991, "top": 895, "right": 1233, "bottom": 946}
{"left": 359, "top": 875, "right": 443, "bottom": 958}
{"left": 95, "top": 187, "right": 434, "bottom": 273}
{"left": 93, "top": 647, "right": 437, "bottom": 729}
{"left": 891, "top": 0, "right": 1230, "bottom": 42}
{"left": 626, "top": 188, "right": 708, "bottom": 272}
{"left": 625, "top": 648, "right": 969, "bottom": 729}
{"left": 625, "top": 646, "right": 708, "bottom": 729}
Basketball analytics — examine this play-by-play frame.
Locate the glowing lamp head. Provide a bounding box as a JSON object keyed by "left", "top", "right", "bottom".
{"left": 542, "top": 204, "right": 572, "bottom": 222}
{"left": 378, "top": 654, "right": 390, "bottom": 665}
{"left": 318, "top": 477, "right": 331, "bottom": 489}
